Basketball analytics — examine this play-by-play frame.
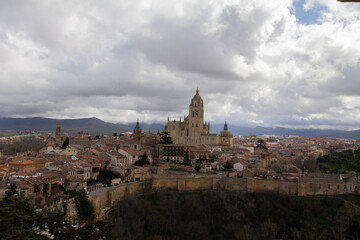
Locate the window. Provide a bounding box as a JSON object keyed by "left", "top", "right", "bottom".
{"left": 193, "top": 111, "right": 195, "bottom": 117}
{"left": 350, "top": 185, "right": 352, "bottom": 190}
{"left": 196, "top": 111, "right": 198, "bottom": 116}
{"left": 195, "top": 102, "right": 196, "bottom": 106}
{"left": 344, "top": 185, "right": 346, "bottom": 190}
{"left": 309, "top": 183, "right": 312, "bottom": 188}
{"left": 319, "top": 184, "right": 321, "bottom": 189}
{"left": 196, "top": 123, "right": 198, "bottom": 127}
{"left": 337, "top": 185, "right": 340, "bottom": 190}
{"left": 173, "top": 125, "right": 175, "bottom": 130}
{"left": 328, "top": 184, "right": 330, "bottom": 189}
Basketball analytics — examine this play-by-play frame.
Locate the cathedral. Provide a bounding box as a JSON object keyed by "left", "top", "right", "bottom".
{"left": 166, "top": 89, "right": 233, "bottom": 147}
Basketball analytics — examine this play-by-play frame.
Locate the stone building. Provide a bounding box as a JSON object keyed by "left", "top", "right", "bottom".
{"left": 133, "top": 119, "right": 142, "bottom": 142}
{"left": 55, "top": 123, "right": 63, "bottom": 146}
{"left": 166, "top": 89, "right": 232, "bottom": 147}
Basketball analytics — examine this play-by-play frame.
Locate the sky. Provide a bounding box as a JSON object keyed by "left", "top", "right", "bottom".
{"left": 0, "top": 0, "right": 360, "bottom": 130}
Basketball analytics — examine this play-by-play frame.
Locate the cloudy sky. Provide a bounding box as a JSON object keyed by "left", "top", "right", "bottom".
{"left": 0, "top": 0, "right": 360, "bottom": 130}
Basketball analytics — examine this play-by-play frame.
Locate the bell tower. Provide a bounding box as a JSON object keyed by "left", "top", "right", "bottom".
{"left": 133, "top": 119, "right": 142, "bottom": 142}
{"left": 55, "top": 122, "right": 62, "bottom": 146}
{"left": 188, "top": 88, "right": 204, "bottom": 145}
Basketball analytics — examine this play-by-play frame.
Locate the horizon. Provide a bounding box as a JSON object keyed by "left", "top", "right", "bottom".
{"left": 1, "top": 116, "right": 359, "bottom": 132}
{"left": 1, "top": 1, "right": 360, "bottom": 130}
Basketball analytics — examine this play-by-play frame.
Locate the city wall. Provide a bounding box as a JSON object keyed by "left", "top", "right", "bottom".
{"left": 84, "top": 176, "right": 359, "bottom": 218}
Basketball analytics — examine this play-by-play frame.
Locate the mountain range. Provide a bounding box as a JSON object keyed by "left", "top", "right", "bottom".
{"left": 0, "top": 117, "right": 359, "bottom": 139}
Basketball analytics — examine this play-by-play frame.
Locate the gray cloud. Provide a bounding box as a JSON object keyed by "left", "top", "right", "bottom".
{"left": 0, "top": 0, "right": 359, "bottom": 129}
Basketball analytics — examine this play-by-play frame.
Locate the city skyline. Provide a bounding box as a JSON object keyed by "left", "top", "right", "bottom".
{"left": 0, "top": 0, "right": 360, "bottom": 130}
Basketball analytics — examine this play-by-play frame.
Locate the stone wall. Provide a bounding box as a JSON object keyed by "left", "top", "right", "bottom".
{"left": 85, "top": 176, "right": 359, "bottom": 217}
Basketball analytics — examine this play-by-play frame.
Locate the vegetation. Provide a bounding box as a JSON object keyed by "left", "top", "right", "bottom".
{"left": 0, "top": 185, "right": 112, "bottom": 240}
{"left": 61, "top": 136, "right": 70, "bottom": 149}
{"left": 0, "top": 185, "right": 48, "bottom": 240}
{"left": 317, "top": 149, "right": 360, "bottom": 173}
{"left": 73, "top": 190, "right": 95, "bottom": 225}
{"left": 0, "top": 136, "right": 45, "bottom": 155}
{"left": 108, "top": 190, "right": 360, "bottom": 240}
{"left": 159, "top": 131, "right": 173, "bottom": 144}
{"left": 224, "top": 161, "right": 232, "bottom": 170}
{"left": 183, "top": 151, "right": 191, "bottom": 166}
{"left": 97, "top": 169, "right": 121, "bottom": 186}
{"left": 256, "top": 139, "right": 267, "bottom": 149}
{"left": 135, "top": 152, "right": 150, "bottom": 166}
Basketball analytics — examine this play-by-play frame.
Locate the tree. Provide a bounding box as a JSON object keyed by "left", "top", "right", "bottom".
{"left": 73, "top": 190, "right": 95, "bottom": 226}
{"left": 61, "top": 137, "right": 69, "bottom": 149}
{"left": 256, "top": 139, "right": 268, "bottom": 149}
{"left": 224, "top": 161, "right": 232, "bottom": 170}
{"left": 5, "top": 183, "right": 18, "bottom": 197}
{"left": 135, "top": 152, "right": 150, "bottom": 166}
{"left": 0, "top": 196, "right": 48, "bottom": 239}
{"left": 47, "top": 211, "right": 77, "bottom": 240}
{"left": 195, "top": 165, "right": 201, "bottom": 172}
{"left": 184, "top": 151, "right": 191, "bottom": 166}
{"left": 159, "top": 131, "right": 173, "bottom": 144}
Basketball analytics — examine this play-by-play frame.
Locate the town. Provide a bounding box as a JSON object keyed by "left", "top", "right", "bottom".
{"left": 0, "top": 89, "right": 359, "bottom": 218}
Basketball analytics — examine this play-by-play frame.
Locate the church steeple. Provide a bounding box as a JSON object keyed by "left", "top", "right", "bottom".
{"left": 133, "top": 119, "right": 142, "bottom": 142}
{"left": 134, "top": 119, "right": 140, "bottom": 129}
{"left": 223, "top": 121, "right": 228, "bottom": 131}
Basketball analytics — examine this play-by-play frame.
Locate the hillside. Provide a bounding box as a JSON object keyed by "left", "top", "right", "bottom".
{"left": 108, "top": 190, "right": 360, "bottom": 240}
{"left": 0, "top": 117, "right": 132, "bottom": 134}
{"left": 317, "top": 149, "right": 360, "bottom": 173}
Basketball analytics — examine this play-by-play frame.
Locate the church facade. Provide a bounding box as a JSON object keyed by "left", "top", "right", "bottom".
{"left": 166, "top": 89, "right": 233, "bottom": 147}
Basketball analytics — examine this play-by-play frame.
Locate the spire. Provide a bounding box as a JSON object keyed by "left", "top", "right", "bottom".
{"left": 168, "top": 116, "right": 170, "bottom": 122}
{"left": 196, "top": 87, "right": 199, "bottom": 95}
{"left": 224, "top": 120, "right": 228, "bottom": 131}
{"left": 134, "top": 119, "right": 140, "bottom": 129}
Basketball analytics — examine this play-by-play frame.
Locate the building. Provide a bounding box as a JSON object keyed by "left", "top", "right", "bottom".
{"left": 55, "top": 123, "right": 63, "bottom": 146}
{"left": 166, "top": 89, "right": 232, "bottom": 147}
{"left": 157, "top": 144, "right": 190, "bottom": 163}
{"left": 133, "top": 119, "right": 142, "bottom": 142}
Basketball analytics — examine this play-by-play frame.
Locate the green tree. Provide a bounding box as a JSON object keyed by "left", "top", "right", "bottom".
{"left": 74, "top": 190, "right": 95, "bottom": 226}
{"left": 195, "top": 165, "right": 201, "bottom": 172}
{"left": 61, "top": 137, "right": 69, "bottom": 149}
{"left": 0, "top": 196, "right": 48, "bottom": 239}
{"left": 135, "top": 152, "right": 150, "bottom": 166}
{"left": 184, "top": 151, "right": 191, "bottom": 166}
{"left": 159, "top": 131, "right": 173, "bottom": 144}
{"left": 256, "top": 139, "right": 268, "bottom": 149}
{"left": 224, "top": 161, "right": 232, "bottom": 170}
{"left": 47, "top": 211, "right": 77, "bottom": 240}
{"left": 5, "top": 183, "right": 18, "bottom": 197}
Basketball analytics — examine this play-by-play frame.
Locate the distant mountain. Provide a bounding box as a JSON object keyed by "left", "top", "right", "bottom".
{"left": 0, "top": 117, "right": 132, "bottom": 134}
{"left": 211, "top": 124, "right": 360, "bottom": 139}
{"left": 1, "top": 117, "right": 359, "bottom": 139}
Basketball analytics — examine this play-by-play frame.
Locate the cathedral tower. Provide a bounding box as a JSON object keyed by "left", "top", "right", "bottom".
{"left": 188, "top": 88, "right": 205, "bottom": 145}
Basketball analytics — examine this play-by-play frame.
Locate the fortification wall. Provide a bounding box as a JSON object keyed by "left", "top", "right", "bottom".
{"left": 84, "top": 176, "right": 359, "bottom": 216}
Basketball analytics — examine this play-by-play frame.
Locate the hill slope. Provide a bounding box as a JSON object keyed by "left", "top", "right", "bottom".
{"left": 0, "top": 117, "right": 132, "bottom": 134}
